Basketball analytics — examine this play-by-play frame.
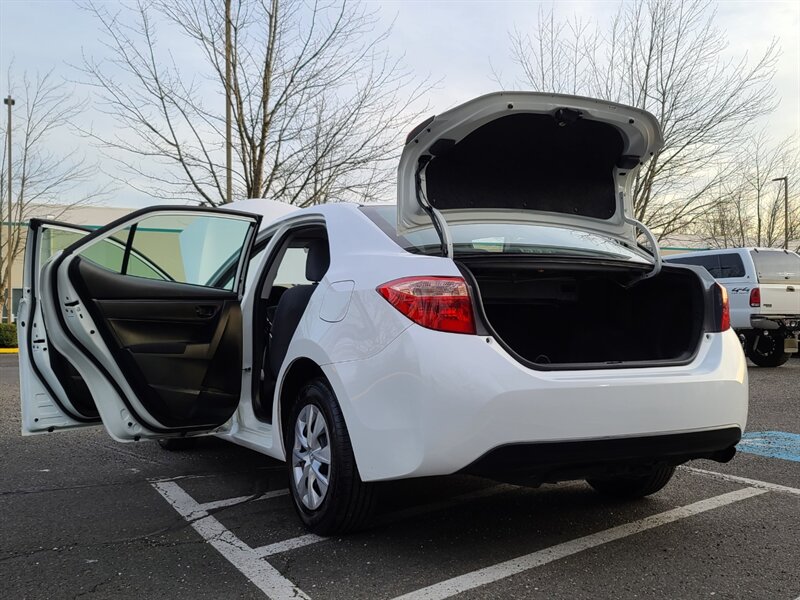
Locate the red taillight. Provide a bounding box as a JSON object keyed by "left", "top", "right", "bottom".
{"left": 718, "top": 284, "right": 730, "bottom": 332}
{"left": 749, "top": 287, "right": 761, "bottom": 307}
{"left": 377, "top": 276, "right": 476, "bottom": 334}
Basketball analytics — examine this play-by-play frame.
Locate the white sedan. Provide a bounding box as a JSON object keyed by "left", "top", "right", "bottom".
{"left": 18, "top": 92, "right": 747, "bottom": 534}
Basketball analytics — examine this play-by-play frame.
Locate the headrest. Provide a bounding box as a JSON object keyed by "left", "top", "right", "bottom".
{"left": 305, "top": 239, "right": 330, "bottom": 282}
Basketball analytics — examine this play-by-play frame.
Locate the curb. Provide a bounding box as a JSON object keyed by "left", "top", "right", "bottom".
{"left": 0, "top": 348, "right": 19, "bottom": 354}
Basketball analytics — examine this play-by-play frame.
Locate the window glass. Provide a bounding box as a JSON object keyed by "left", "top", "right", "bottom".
{"left": 716, "top": 254, "right": 746, "bottom": 278}
{"left": 668, "top": 253, "right": 745, "bottom": 279}
{"left": 274, "top": 247, "right": 311, "bottom": 287}
{"left": 215, "top": 244, "right": 268, "bottom": 292}
{"left": 750, "top": 250, "right": 800, "bottom": 283}
{"left": 41, "top": 227, "right": 127, "bottom": 273}
{"left": 75, "top": 212, "right": 253, "bottom": 291}
{"left": 359, "top": 205, "right": 648, "bottom": 263}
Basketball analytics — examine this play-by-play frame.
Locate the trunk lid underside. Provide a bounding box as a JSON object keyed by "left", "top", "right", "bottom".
{"left": 398, "top": 92, "right": 664, "bottom": 243}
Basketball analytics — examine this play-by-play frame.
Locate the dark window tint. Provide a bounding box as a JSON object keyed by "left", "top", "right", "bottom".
{"left": 750, "top": 250, "right": 800, "bottom": 283}
{"left": 716, "top": 254, "right": 745, "bottom": 278}
{"left": 668, "top": 253, "right": 744, "bottom": 278}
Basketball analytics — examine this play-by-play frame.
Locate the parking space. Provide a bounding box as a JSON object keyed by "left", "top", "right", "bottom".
{"left": 2, "top": 355, "right": 799, "bottom": 599}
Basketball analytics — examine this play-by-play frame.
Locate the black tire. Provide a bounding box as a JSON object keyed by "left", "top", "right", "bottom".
{"left": 157, "top": 437, "right": 199, "bottom": 451}
{"left": 587, "top": 465, "right": 676, "bottom": 499}
{"left": 286, "top": 378, "right": 375, "bottom": 535}
{"left": 744, "top": 331, "right": 790, "bottom": 367}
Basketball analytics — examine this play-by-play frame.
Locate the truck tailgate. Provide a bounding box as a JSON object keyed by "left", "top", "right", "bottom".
{"left": 758, "top": 283, "right": 800, "bottom": 315}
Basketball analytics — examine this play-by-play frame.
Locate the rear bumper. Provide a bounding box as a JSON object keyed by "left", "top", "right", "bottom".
{"left": 461, "top": 427, "right": 740, "bottom": 484}
{"left": 325, "top": 327, "right": 748, "bottom": 482}
{"left": 750, "top": 316, "right": 800, "bottom": 332}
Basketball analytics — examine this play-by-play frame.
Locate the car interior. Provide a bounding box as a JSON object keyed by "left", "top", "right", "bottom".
{"left": 251, "top": 226, "right": 330, "bottom": 423}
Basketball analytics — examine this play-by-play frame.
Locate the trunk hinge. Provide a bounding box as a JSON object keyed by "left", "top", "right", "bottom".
{"left": 624, "top": 215, "right": 662, "bottom": 285}
{"left": 415, "top": 157, "right": 453, "bottom": 258}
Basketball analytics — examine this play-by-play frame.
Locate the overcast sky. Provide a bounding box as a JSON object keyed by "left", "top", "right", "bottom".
{"left": 0, "top": 0, "right": 798, "bottom": 207}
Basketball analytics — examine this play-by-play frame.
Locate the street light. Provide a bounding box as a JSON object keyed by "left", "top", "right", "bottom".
{"left": 3, "top": 95, "right": 14, "bottom": 323}
{"left": 772, "top": 176, "right": 789, "bottom": 250}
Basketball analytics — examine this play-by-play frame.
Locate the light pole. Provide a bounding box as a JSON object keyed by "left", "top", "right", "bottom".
{"left": 225, "top": 0, "right": 232, "bottom": 204}
{"left": 3, "top": 95, "right": 13, "bottom": 323}
{"left": 772, "top": 176, "right": 789, "bottom": 250}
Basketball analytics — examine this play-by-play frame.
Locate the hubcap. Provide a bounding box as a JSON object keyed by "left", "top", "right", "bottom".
{"left": 291, "top": 404, "right": 331, "bottom": 510}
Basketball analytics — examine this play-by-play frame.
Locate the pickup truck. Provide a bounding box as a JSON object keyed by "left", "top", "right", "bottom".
{"left": 666, "top": 248, "right": 800, "bottom": 367}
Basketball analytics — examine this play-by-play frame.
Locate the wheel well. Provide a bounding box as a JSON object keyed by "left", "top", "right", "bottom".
{"left": 278, "top": 357, "right": 327, "bottom": 451}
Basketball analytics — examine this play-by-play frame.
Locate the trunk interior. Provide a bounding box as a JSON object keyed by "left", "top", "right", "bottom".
{"left": 461, "top": 260, "right": 706, "bottom": 368}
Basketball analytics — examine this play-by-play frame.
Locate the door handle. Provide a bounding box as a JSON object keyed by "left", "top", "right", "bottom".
{"left": 195, "top": 305, "right": 217, "bottom": 318}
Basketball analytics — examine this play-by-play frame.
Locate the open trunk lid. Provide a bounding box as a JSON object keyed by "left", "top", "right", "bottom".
{"left": 397, "top": 92, "right": 663, "bottom": 245}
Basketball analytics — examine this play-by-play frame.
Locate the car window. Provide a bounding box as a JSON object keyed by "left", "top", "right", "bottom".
{"left": 40, "top": 226, "right": 163, "bottom": 278}
{"left": 717, "top": 254, "right": 746, "bottom": 278}
{"left": 750, "top": 250, "right": 800, "bottom": 283}
{"left": 76, "top": 213, "right": 253, "bottom": 291}
{"left": 274, "top": 247, "right": 311, "bottom": 287}
{"left": 667, "top": 253, "right": 744, "bottom": 278}
{"left": 360, "top": 205, "right": 648, "bottom": 262}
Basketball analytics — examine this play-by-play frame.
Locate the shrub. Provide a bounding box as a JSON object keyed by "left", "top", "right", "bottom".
{"left": 0, "top": 323, "right": 18, "bottom": 348}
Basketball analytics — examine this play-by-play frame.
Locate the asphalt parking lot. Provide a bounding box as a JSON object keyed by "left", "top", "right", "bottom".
{"left": 1, "top": 354, "right": 798, "bottom": 600}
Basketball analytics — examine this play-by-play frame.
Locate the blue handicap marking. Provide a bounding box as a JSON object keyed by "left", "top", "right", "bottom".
{"left": 737, "top": 431, "right": 800, "bottom": 462}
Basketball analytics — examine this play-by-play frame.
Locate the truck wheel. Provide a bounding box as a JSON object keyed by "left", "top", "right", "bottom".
{"left": 587, "top": 465, "right": 675, "bottom": 499}
{"left": 745, "top": 331, "right": 790, "bottom": 367}
{"left": 286, "top": 378, "right": 375, "bottom": 535}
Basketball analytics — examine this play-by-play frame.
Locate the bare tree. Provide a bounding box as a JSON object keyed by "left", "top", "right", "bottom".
{"left": 507, "top": 0, "right": 779, "bottom": 238}
{"left": 0, "top": 70, "right": 109, "bottom": 320}
{"left": 694, "top": 133, "right": 799, "bottom": 249}
{"left": 77, "top": 0, "right": 430, "bottom": 207}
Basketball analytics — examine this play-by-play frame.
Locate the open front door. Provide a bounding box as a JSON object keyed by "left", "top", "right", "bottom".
{"left": 35, "top": 206, "right": 261, "bottom": 442}
{"left": 19, "top": 220, "right": 103, "bottom": 434}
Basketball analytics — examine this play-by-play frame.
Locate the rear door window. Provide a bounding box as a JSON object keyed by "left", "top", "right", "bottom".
{"left": 715, "top": 254, "right": 745, "bottom": 278}
{"left": 668, "top": 253, "right": 744, "bottom": 279}
{"left": 74, "top": 213, "right": 254, "bottom": 291}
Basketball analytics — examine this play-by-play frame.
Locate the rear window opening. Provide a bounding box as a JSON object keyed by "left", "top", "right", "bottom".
{"left": 360, "top": 205, "right": 648, "bottom": 262}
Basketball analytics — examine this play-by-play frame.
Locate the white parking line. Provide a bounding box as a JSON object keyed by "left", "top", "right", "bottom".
{"left": 681, "top": 466, "right": 800, "bottom": 496}
{"left": 152, "top": 481, "right": 310, "bottom": 600}
{"left": 390, "top": 487, "right": 767, "bottom": 600}
{"left": 199, "top": 489, "right": 289, "bottom": 512}
{"left": 253, "top": 534, "right": 325, "bottom": 558}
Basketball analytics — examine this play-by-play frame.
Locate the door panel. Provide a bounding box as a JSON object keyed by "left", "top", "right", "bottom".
{"left": 70, "top": 258, "right": 244, "bottom": 428}
{"left": 42, "top": 207, "right": 261, "bottom": 440}
{"left": 19, "top": 221, "right": 102, "bottom": 434}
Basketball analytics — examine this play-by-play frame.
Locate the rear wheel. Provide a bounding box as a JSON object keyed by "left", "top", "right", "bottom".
{"left": 287, "top": 378, "right": 375, "bottom": 535}
{"left": 744, "top": 331, "right": 790, "bottom": 367}
{"left": 587, "top": 465, "right": 675, "bottom": 499}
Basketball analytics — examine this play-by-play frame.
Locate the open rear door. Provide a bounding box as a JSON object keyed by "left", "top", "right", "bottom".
{"left": 19, "top": 220, "right": 103, "bottom": 434}
{"left": 32, "top": 206, "right": 261, "bottom": 442}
